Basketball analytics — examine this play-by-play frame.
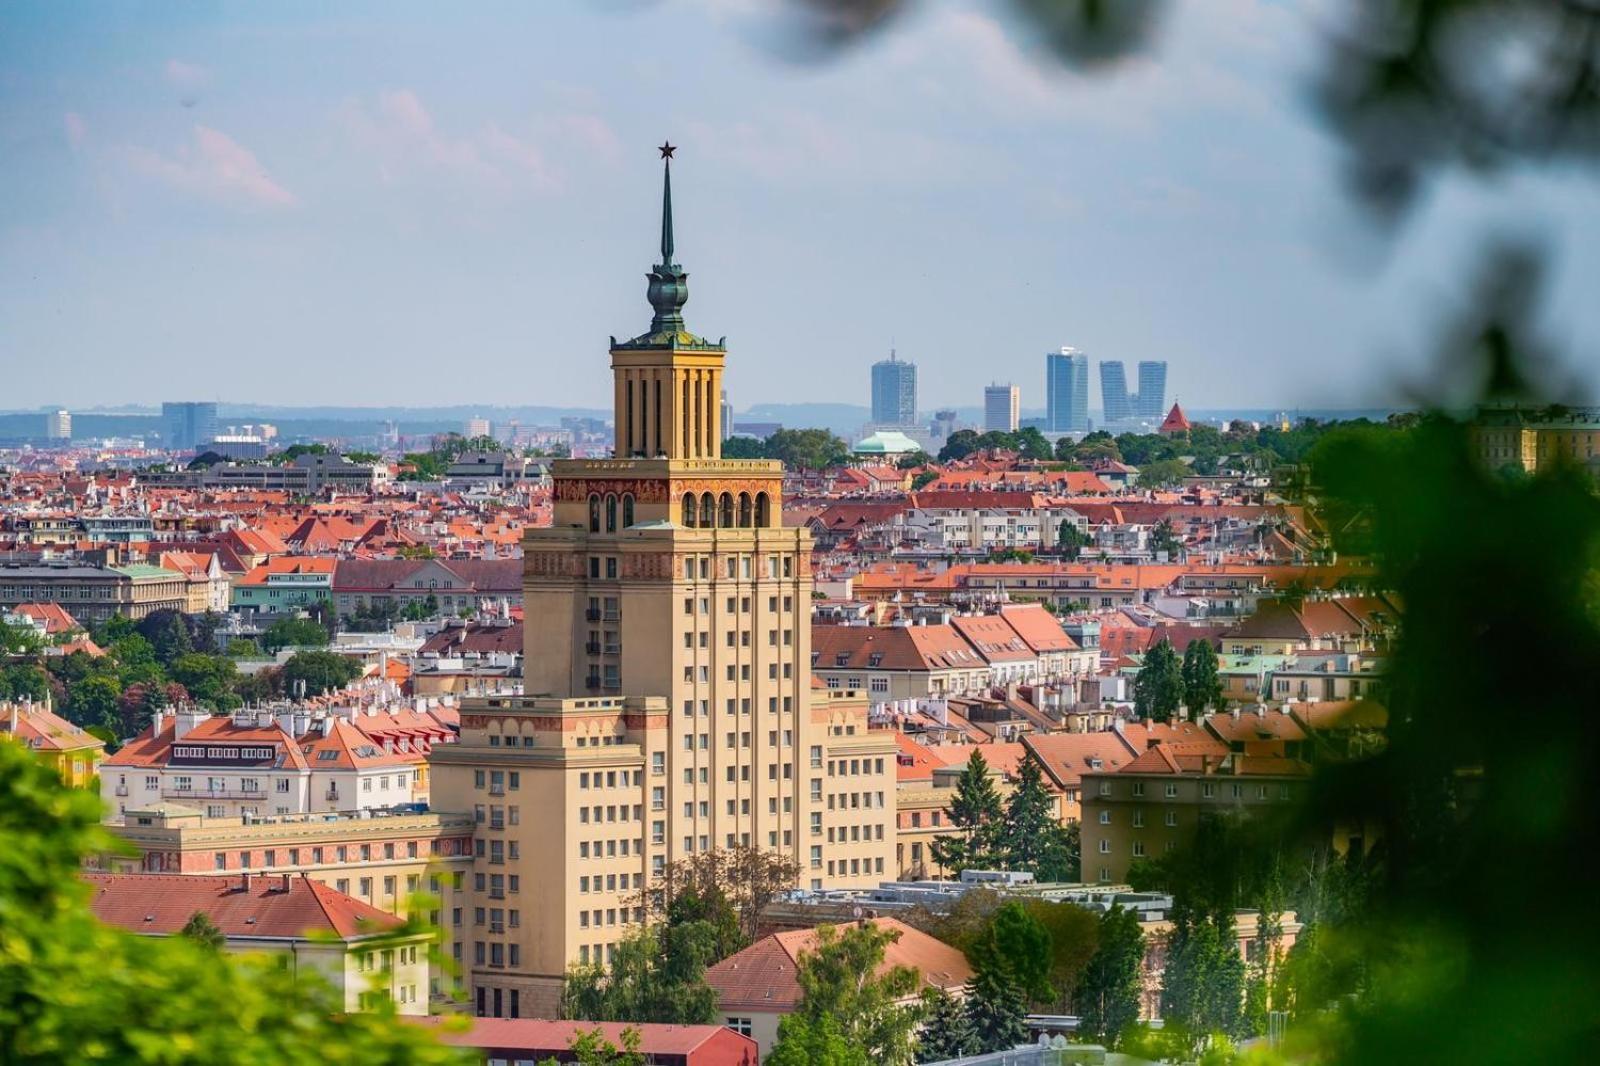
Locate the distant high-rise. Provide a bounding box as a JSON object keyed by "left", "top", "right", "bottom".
{"left": 1136, "top": 361, "right": 1168, "bottom": 420}
{"left": 984, "top": 384, "right": 1020, "bottom": 433}
{"left": 162, "top": 402, "right": 218, "bottom": 452}
{"left": 465, "top": 416, "right": 491, "bottom": 439}
{"left": 1045, "top": 348, "right": 1090, "bottom": 434}
{"left": 870, "top": 350, "right": 917, "bottom": 427}
{"left": 43, "top": 409, "right": 71, "bottom": 441}
{"left": 1100, "top": 362, "right": 1132, "bottom": 424}
{"left": 720, "top": 389, "right": 733, "bottom": 442}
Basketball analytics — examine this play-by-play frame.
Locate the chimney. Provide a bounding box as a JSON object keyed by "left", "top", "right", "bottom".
{"left": 174, "top": 706, "right": 208, "bottom": 740}
{"left": 241, "top": 872, "right": 252, "bottom": 893}
{"left": 280, "top": 873, "right": 292, "bottom": 893}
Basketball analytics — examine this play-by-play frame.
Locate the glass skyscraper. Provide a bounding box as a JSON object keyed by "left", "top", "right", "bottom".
{"left": 870, "top": 351, "right": 917, "bottom": 426}
{"left": 1045, "top": 347, "right": 1090, "bottom": 434}
{"left": 1136, "top": 361, "right": 1168, "bottom": 420}
{"left": 1100, "top": 361, "right": 1132, "bottom": 424}
{"left": 161, "top": 401, "right": 219, "bottom": 452}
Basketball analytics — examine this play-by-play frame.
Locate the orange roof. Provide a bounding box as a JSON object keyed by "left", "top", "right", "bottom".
{"left": 84, "top": 872, "right": 401, "bottom": 940}
{"left": 3, "top": 702, "right": 105, "bottom": 753}
{"left": 1159, "top": 403, "right": 1191, "bottom": 433}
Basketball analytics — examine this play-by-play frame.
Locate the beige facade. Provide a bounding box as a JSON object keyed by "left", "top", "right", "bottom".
{"left": 432, "top": 165, "right": 896, "bottom": 1017}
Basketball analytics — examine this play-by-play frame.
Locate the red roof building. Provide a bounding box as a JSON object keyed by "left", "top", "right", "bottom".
{"left": 1159, "top": 402, "right": 1192, "bottom": 436}
{"left": 408, "top": 1017, "right": 758, "bottom": 1066}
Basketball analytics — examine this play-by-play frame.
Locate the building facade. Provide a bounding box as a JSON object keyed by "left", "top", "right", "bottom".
{"left": 0, "top": 561, "right": 188, "bottom": 623}
{"left": 162, "top": 401, "right": 219, "bottom": 452}
{"left": 1046, "top": 347, "right": 1090, "bottom": 434}
{"left": 1100, "top": 361, "right": 1131, "bottom": 424}
{"left": 983, "top": 384, "right": 1020, "bottom": 433}
{"left": 1136, "top": 361, "right": 1168, "bottom": 420}
{"left": 431, "top": 149, "right": 895, "bottom": 1019}
{"left": 871, "top": 351, "right": 918, "bottom": 427}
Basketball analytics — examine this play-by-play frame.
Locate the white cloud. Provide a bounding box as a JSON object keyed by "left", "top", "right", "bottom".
{"left": 164, "top": 59, "right": 210, "bottom": 90}
{"left": 123, "top": 125, "right": 298, "bottom": 208}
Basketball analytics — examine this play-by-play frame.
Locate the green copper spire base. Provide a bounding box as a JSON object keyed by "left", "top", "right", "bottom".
{"left": 614, "top": 143, "right": 724, "bottom": 352}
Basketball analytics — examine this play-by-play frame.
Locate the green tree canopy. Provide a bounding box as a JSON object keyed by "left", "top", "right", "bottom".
{"left": 1075, "top": 904, "right": 1146, "bottom": 1048}
{"left": 279, "top": 650, "right": 362, "bottom": 697}
{"left": 1181, "top": 638, "right": 1224, "bottom": 714}
{"left": 261, "top": 616, "right": 330, "bottom": 653}
{"left": 779, "top": 922, "right": 923, "bottom": 1066}
{"left": 1133, "top": 638, "right": 1184, "bottom": 723}
{"left": 929, "top": 750, "right": 1004, "bottom": 874}
{"left": 560, "top": 923, "right": 718, "bottom": 1025}
{"left": 995, "top": 756, "right": 1078, "bottom": 883}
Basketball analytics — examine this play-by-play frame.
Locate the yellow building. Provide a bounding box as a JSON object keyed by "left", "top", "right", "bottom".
{"left": 1473, "top": 405, "right": 1600, "bottom": 475}
{"left": 432, "top": 148, "right": 896, "bottom": 1020}
{"left": 2, "top": 699, "right": 104, "bottom": 787}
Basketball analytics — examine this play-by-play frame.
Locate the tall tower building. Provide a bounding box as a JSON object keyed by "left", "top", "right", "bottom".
{"left": 162, "top": 402, "right": 218, "bottom": 452}
{"left": 1136, "top": 361, "right": 1168, "bottom": 420}
{"left": 1100, "top": 361, "right": 1132, "bottom": 425}
{"left": 43, "top": 409, "right": 71, "bottom": 441}
{"left": 984, "top": 384, "right": 1020, "bottom": 433}
{"left": 433, "top": 146, "right": 895, "bottom": 1020}
{"left": 870, "top": 351, "right": 917, "bottom": 427}
{"left": 1045, "top": 348, "right": 1090, "bottom": 434}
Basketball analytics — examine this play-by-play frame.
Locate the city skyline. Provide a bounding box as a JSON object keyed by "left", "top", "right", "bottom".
{"left": 5, "top": 2, "right": 1599, "bottom": 413}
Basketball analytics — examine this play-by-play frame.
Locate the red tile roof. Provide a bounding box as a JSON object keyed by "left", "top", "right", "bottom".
{"left": 84, "top": 872, "right": 401, "bottom": 940}
{"left": 407, "top": 1017, "right": 758, "bottom": 1061}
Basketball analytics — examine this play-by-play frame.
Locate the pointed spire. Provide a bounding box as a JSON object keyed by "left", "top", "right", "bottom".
{"left": 658, "top": 142, "right": 676, "bottom": 267}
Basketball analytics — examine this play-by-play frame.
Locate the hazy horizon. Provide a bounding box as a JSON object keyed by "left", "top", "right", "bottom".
{"left": 4, "top": 1, "right": 1598, "bottom": 413}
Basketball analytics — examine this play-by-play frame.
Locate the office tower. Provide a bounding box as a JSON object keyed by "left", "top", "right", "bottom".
{"left": 43, "top": 409, "right": 71, "bottom": 440}
{"left": 465, "top": 416, "right": 492, "bottom": 440}
{"left": 1045, "top": 347, "right": 1090, "bottom": 434}
{"left": 984, "top": 385, "right": 1020, "bottom": 433}
{"left": 1100, "top": 362, "right": 1132, "bottom": 424}
{"left": 870, "top": 351, "right": 917, "bottom": 427}
{"left": 432, "top": 147, "right": 896, "bottom": 1018}
{"left": 1136, "top": 361, "right": 1168, "bottom": 420}
{"left": 720, "top": 389, "right": 733, "bottom": 443}
{"left": 162, "top": 402, "right": 218, "bottom": 452}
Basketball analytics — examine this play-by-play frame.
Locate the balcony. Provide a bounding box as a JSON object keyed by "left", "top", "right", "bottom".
{"left": 603, "top": 643, "right": 622, "bottom": 655}
{"left": 488, "top": 818, "right": 505, "bottom": 831}
{"left": 488, "top": 783, "right": 505, "bottom": 796}
{"left": 602, "top": 612, "right": 620, "bottom": 622}
{"left": 585, "top": 608, "right": 602, "bottom": 622}
{"left": 325, "top": 790, "right": 341, "bottom": 802}
{"left": 114, "top": 785, "right": 130, "bottom": 797}
{"left": 585, "top": 641, "right": 602, "bottom": 655}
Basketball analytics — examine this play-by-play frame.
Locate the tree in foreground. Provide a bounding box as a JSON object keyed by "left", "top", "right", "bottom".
{"left": 965, "top": 901, "right": 1053, "bottom": 1005}
{"left": 929, "top": 750, "right": 1003, "bottom": 874}
{"left": 963, "top": 959, "right": 1029, "bottom": 1054}
{"left": 914, "top": 986, "right": 977, "bottom": 1063}
{"left": 0, "top": 739, "right": 467, "bottom": 1065}
{"left": 767, "top": 1013, "right": 868, "bottom": 1066}
{"left": 538, "top": 1026, "right": 645, "bottom": 1066}
{"left": 629, "top": 844, "right": 797, "bottom": 949}
{"left": 559, "top": 923, "right": 718, "bottom": 1025}
{"left": 1074, "top": 904, "right": 1145, "bottom": 1048}
{"left": 1133, "top": 638, "right": 1184, "bottom": 722}
{"left": 769, "top": 921, "right": 923, "bottom": 1066}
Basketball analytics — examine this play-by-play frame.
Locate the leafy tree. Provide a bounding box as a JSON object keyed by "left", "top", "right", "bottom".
{"left": 966, "top": 902, "right": 1052, "bottom": 1003}
{"left": 665, "top": 883, "right": 744, "bottom": 963}
{"left": 225, "top": 638, "right": 264, "bottom": 659}
{"left": 344, "top": 450, "right": 382, "bottom": 464}
{"left": 560, "top": 923, "right": 718, "bottom": 1025}
{"left": 0, "top": 740, "right": 469, "bottom": 1065}
{"left": 66, "top": 675, "right": 122, "bottom": 733}
{"left": 1016, "top": 897, "right": 1099, "bottom": 1010}
{"left": 1137, "top": 458, "right": 1190, "bottom": 489}
{"left": 783, "top": 921, "right": 923, "bottom": 1065}
{"left": 179, "top": 911, "right": 225, "bottom": 951}
{"left": 272, "top": 442, "right": 330, "bottom": 463}
{"left": 1159, "top": 910, "right": 1247, "bottom": 1053}
{"left": 1075, "top": 904, "right": 1145, "bottom": 1048}
{"left": 765, "top": 428, "right": 850, "bottom": 470}
{"left": 1150, "top": 517, "right": 1183, "bottom": 558}
{"left": 1181, "top": 638, "right": 1225, "bottom": 714}
{"left": 261, "top": 616, "right": 330, "bottom": 653}
{"left": 720, "top": 435, "right": 766, "bottom": 459}
{"left": 767, "top": 1013, "right": 868, "bottom": 1066}
{"left": 1014, "top": 426, "right": 1053, "bottom": 461}
{"left": 995, "top": 757, "right": 1076, "bottom": 882}
{"left": 911, "top": 470, "right": 940, "bottom": 491}
{"left": 1055, "top": 518, "right": 1089, "bottom": 561}
{"left": 963, "top": 959, "right": 1028, "bottom": 1054}
{"left": 896, "top": 450, "right": 931, "bottom": 469}
{"left": 631, "top": 844, "right": 800, "bottom": 945}
{"left": 0, "top": 664, "right": 50, "bottom": 703}
{"left": 1133, "top": 638, "right": 1183, "bottom": 722}
{"left": 136, "top": 610, "right": 193, "bottom": 665}
{"left": 1, "top": 618, "right": 44, "bottom": 655}
{"left": 279, "top": 650, "right": 362, "bottom": 697}
{"left": 168, "top": 654, "right": 240, "bottom": 710}
{"left": 929, "top": 750, "right": 1003, "bottom": 874}
{"left": 915, "top": 985, "right": 978, "bottom": 1062}
{"left": 937, "top": 429, "right": 981, "bottom": 463}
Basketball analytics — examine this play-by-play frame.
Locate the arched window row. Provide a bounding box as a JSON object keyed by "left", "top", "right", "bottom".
{"left": 587, "top": 492, "right": 637, "bottom": 533}
{"left": 680, "top": 490, "right": 771, "bottom": 529}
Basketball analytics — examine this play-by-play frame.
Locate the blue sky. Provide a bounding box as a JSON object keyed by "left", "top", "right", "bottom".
{"left": 2, "top": 0, "right": 1596, "bottom": 414}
